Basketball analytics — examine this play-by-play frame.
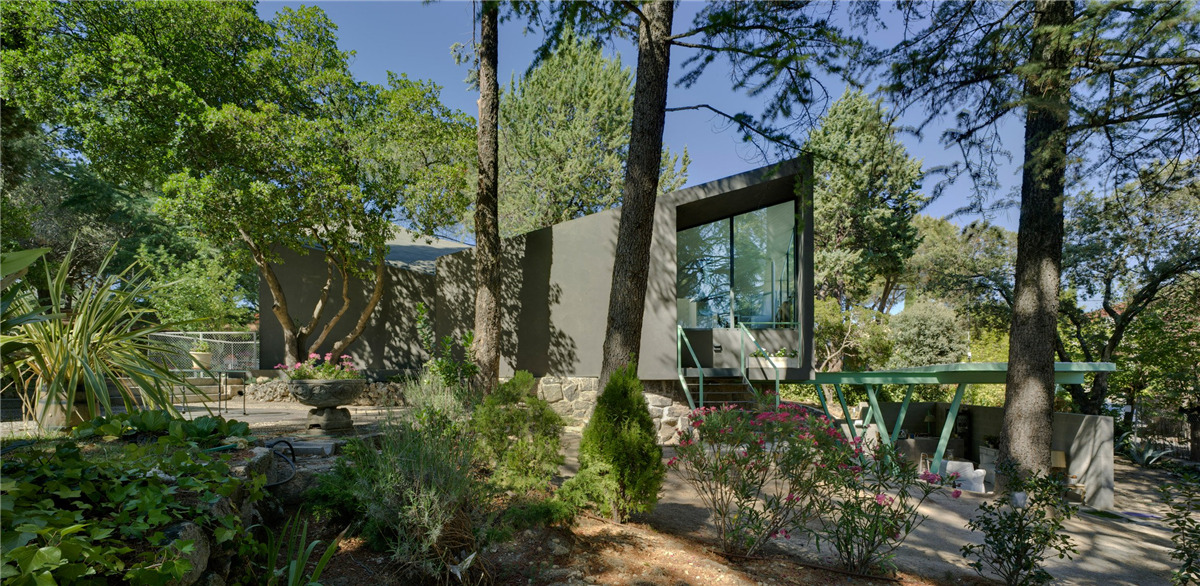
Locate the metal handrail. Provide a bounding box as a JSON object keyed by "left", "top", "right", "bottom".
{"left": 677, "top": 325, "right": 703, "bottom": 409}
{"left": 738, "top": 322, "right": 780, "bottom": 408}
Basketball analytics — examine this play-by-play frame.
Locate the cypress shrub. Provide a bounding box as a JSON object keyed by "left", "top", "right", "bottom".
{"left": 564, "top": 363, "right": 664, "bottom": 521}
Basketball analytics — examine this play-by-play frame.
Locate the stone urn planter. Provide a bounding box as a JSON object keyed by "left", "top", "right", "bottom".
{"left": 286, "top": 379, "right": 365, "bottom": 435}
{"left": 189, "top": 351, "right": 212, "bottom": 370}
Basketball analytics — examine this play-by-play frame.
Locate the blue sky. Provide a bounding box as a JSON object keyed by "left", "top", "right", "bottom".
{"left": 259, "top": 1, "right": 1026, "bottom": 230}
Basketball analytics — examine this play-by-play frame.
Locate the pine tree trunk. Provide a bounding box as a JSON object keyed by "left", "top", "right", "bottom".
{"left": 1000, "top": 0, "right": 1074, "bottom": 479}
{"left": 598, "top": 2, "right": 674, "bottom": 391}
{"left": 472, "top": 0, "right": 501, "bottom": 395}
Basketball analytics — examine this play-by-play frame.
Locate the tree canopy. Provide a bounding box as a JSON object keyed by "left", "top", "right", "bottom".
{"left": 4, "top": 1, "right": 475, "bottom": 362}
{"left": 808, "top": 90, "right": 925, "bottom": 313}
{"left": 498, "top": 30, "right": 688, "bottom": 237}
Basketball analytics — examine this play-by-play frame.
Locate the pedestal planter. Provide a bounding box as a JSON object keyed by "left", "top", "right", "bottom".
{"left": 286, "top": 379, "right": 365, "bottom": 435}
{"left": 190, "top": 351, "right": 213, "bottom": 370}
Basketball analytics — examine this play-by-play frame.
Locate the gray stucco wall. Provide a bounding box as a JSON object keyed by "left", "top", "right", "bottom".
{"left": 258, "top": 247, "right": 434, "bottom": 372}
{"left": 434, "top": 207, "right": 675, "bottom": 379}
{"left": 876, "top": 401, "right": 1115, "bottom": 508}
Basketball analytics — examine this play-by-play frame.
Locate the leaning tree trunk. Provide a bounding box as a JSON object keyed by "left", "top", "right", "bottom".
{"left": 1184, "top": 406, "right": 1200, "bottom": 463}
{"left": 472, "top": 0, "right": 502, "bottom": 395}
{"left": 598, "top": 1, "right": 674, "bottom": 391}
{"left": 1000, "top": 0, "right": 1074, "bottom": 480}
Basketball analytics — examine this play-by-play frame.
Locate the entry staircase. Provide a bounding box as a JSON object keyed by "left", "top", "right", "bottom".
{"left": 676, "top": 324, "right": 780, "bottom": 410}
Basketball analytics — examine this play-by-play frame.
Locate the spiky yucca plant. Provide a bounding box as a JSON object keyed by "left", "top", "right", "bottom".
{"left": 11, "top": 246, "right": 200, "bottom": 428}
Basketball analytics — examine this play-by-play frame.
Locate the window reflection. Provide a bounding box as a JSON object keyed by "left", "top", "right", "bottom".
{"left": 677, "top": 201, "right": 796, "bottom": 329}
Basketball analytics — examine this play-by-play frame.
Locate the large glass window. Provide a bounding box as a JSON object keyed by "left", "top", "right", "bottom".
{"left": 677, "top": 201, "right": 796, "bottom": 329}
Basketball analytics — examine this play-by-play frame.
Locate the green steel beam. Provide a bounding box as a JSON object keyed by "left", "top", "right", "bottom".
{"left": 832, "top": 383, "right": 859, "bottom": 444}
{"left": 931, "top": 382, "right": 969, "bottom": 472}
{"left": 865, "top": 384, "right": 891, "bottom": 446}
{"left": 891, "top": 384, "right": 914, "bottom": 444}
{"left": 814, "top": 382, "right": 831, "bottom": 418}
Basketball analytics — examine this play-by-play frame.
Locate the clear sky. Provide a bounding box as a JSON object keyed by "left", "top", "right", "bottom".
{"left": 258, "top": 0, "right": 1026, "bottom": 230}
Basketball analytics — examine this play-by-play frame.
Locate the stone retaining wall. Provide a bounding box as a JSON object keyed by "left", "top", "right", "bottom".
{"left": 532, "top": 376, "right": 692, "bottom": 445}
{"left": 246, "top": 375, "right": 692, "bottom": 445}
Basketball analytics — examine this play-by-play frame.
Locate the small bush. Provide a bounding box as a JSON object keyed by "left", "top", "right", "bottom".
{"left": 306, "top": 411, "right": 490, "bottom": 583}
{"left": 474, "top": 371, "right": 564, "bottom": 492}
{"left": 819, "top": 440, "right": 954, "bottom": 575}
{"left": 669, "top": 405, "right": 843, "bottom": 555}
{"left": 961, "top": 459, "right": 1077, "bottom": 586}
{"left": 404, "top": 370, "right": 473, "bottom": 422}
{"left": 563, "top": 364, "right": 663, "bottom": 522}
{"left": 1160, "top": 470, "right": 1200, "bottom": 585}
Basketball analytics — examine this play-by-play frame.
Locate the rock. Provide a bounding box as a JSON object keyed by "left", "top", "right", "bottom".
{"left": 645, "top": 393, "right": 672, "bottom": 408}
{"left": 193, "top": 572, "right": 226, "bottom": 586}
{"left": 232, "top": 448, "right": 273, "bottom": 479}
{"left": 269, "top": 468, "right": 321, "bottom": 507}
{"left": 657, "top": 420, "right": 678, "bottom": 444}
{"left": 665, "top": 404, "right": 691, "bottom": 418}
{"left": 550, "top": 542, "right": 569, "bottom": 556}
{"left": 562, "top": 382, "right": 580, "bottom": 403}
{"left": 541, "top": 384, "right": 564, "bottom": 403}
{"left": 161, "top": 522, "right": 209, "bottom": 586}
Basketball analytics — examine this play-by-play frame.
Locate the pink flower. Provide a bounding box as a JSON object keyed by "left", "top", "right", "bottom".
{"left": 309, "top": 353, "right": 320, "bottom": 359}
{"left": 324, "top": 352, "right": 333, "bottom": 361}
{"left": 692, "top": 420, "right": 703, "bottom": 428}
{"left": 919, "top": 472, "right": 942, "bottom": 483}
{"left": 666, "top": 457, "right": 678, "bottom": 467}
{"left": 951, "top": 489, "right": 962, "bottom": 499}
{"left": 875, "top": 493, "right": 895, "bottom": 506}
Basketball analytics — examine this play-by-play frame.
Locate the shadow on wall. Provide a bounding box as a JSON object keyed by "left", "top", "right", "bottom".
{"left": 434, "top": 229, "right": 579, "bottom": 377}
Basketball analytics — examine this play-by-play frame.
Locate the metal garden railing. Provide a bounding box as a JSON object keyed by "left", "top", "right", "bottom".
{"left": 148, "top": 331, "right": 259, "bottom": 372}
{"left": 738, "top": 322, "right": 780, "bottom": 408}
{"left": 677, "top": 325, "right": 703, "bottom": 409}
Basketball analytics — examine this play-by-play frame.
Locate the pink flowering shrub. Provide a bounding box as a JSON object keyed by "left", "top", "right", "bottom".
{"left": 817, "top": 440, "right": 955, "bottom": 575}
{"left": 276, "top": 353, "right": 361, "bottom": 380}
{"left": 666, "top": 404, "right": 844, "bottom": 555}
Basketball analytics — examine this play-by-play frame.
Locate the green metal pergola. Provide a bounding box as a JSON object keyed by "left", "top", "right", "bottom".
{"left": 800, "top": 362, "right": 1116, "bottom": 472}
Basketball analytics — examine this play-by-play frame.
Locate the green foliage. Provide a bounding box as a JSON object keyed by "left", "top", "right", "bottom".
{"left": 1160, "top": 471, "right": 1200, "bottom": 585}
{"left": 1057, "top": 160, "right": 1200, "bottom": 412}
{"left": 498, "top": 29, "right": 687, "bottom": 237}
{"left": 474, "top": 371, "right": 565, "bottom": 492}
{"left": 415, "top": 302, "right": 480, "bottom": 390}
{"left": 500, "top": 499, "right": 576, "bottom": 531}
{"left": 1121, "top": 432, "right": 1173, "bottom": 468}
{"left": 668, "top": 405, "right": 841, "bottom": 555}
{"left": 961, "top": 460, "right": 1077, "bottom": 586}
{"left": 0, "top": 248, "right": 51, "bottom": 372}
{"left": 813, "top": 297, "right": 891, "bottom": 373}
{"left": 136, "top": 246, "right": 254, "bottom": 330}
{"left": 261, "top": 513, "right": 341, "bottom": 586}
{"left": 566, "top": 364, "right": 663, "bottom": 522}
{"left": 1, "top": 436, "right": 264, "bottom": 584}
{"left": 887, "top": 2, "right": 1199, "bottom": 208}
{"left": 9, "top": 246, "right": 201, "bottom": 427}
{"left": 305, "top": 413, "right": 490, "bottom": 583}
{"left": 70, "top": 412, "right": 252, "bottom": 449}
{"left": 887, "top": 301, "right": 967, "bottom": 369}
{"left": 808, "top": 90, "right": 926, "bottom": 311}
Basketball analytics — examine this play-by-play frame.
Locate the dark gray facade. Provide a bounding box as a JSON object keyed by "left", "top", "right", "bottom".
{"left": 259, "top": 157, "right": 815, "bottom": 383}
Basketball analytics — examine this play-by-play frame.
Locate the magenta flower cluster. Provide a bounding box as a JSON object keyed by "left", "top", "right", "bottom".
{"left": 275, "top": 352, "right": 361, "bottom": 380}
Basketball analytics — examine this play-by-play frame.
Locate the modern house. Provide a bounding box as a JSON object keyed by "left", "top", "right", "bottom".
{"left": 260, "top": 156, "right": 817, "bottom": 393}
